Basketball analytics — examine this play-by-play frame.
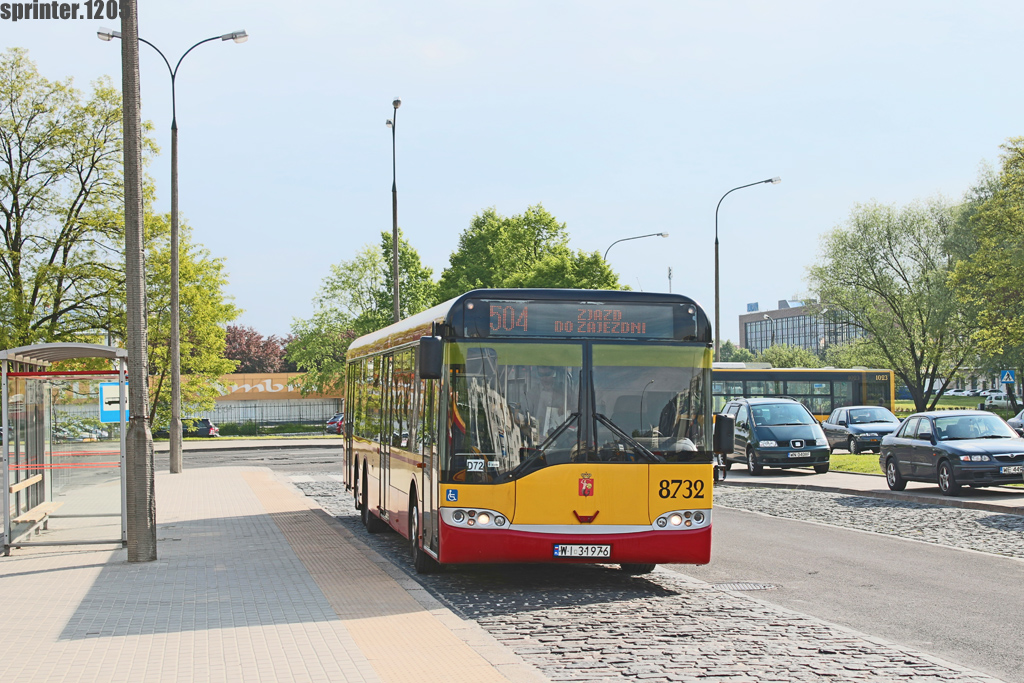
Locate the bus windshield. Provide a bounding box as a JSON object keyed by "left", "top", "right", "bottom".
{"left": 446, "top": 343, "right": 582, "bottom": 483}
{"left": 592, "top": 345, "right": 710, "bottom": 462}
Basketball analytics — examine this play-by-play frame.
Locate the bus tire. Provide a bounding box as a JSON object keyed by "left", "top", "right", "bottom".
{"left": 746, "top": 448, "right": 763, "bottom": 476}
{"left": 410, "top": 493, "right": 439, "bottom": 574}
{"left": 620, "top": 563, "right": 656, "bottom": 575}
{"left": 362, "top": 470, "right": 388, "bottom": 533}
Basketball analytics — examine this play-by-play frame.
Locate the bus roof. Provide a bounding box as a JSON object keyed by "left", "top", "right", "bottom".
{"left": 347, "top": 288, "right": 708, "bottom": 360}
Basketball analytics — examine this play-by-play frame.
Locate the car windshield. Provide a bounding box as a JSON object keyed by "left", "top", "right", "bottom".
{"left": 591, "top": 344, "right": 709, "bottom": 462}
{"left": 848, "top": 407, "right": 898, "bottom": 424}
{"left": 750, "top": 403, "right": 815, "bottom": 426}
{"left": 934, "top": 415, "right": 1018, "bottom": 440}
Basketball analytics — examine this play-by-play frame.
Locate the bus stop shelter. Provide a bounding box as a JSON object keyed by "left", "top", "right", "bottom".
{"left": 2, "top": 343, "right": 128, "bottom": 556}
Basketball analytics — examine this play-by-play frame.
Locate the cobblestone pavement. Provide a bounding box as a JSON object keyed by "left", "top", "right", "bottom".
{"left": 715, "top": 485, "right": 1024, "bottom": 559}
{"left": 294, "top": 477, "right": 1007, "bottom": 683}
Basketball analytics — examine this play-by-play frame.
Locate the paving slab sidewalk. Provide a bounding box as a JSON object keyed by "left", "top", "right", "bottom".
{"left": 0, "top": 466, "right": 546, "bottom": 683}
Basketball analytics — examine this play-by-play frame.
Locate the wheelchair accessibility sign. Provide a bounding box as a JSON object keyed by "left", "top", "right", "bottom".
{"left": 445, "top": 489, "right": 458, "bottom": 502}
{"left": 1001, "top": 370, "right": 1016, "bottom": 384}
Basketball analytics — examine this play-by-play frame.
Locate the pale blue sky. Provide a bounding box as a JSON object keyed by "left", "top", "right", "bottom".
{"left": 8, "top": 0, "right": 1023, "bottom": 342}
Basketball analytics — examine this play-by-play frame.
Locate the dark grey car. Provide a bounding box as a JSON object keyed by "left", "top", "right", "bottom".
{"left": 821, "top": 405, "right": 901, "bottom": 454}
{"left": 878, "top": 410, "right": 1024, "bottom": 495}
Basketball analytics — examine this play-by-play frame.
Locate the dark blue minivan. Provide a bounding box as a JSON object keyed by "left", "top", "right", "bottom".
{"left": 720, "top": 397, "right": 831, "bottom": 475}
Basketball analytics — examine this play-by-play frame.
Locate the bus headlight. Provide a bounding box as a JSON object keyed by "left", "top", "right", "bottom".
{"left": 442, "top": 507, "right": 506, "bottom": 529}
{"left": 653, "top": 509, "right": 711, "bottom": 531}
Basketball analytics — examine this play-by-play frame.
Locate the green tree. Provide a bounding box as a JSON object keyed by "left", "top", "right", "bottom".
{"left": 0, "top": 48, "right": 155, "bottom": 349}
{"left": 951, "top": 138, "right": 1024, "bottom": 358}
{"left": 506, "top": 249, "right": 619, "bottom": 289}
{"left": 808, "top": 199, "right": 973, "bottom": 411}
{"left": 718, "top": 340, "right": 756, "bottom": 363}
{"left": 437, "top": 204, "right": 620, "bottom": 298}
{"left": 288, "top": 230, "right": 435, "bottom": 394}
{"left": 757, "top": 344, "right": 822, "bottom": 368}
{"left": 823, "top": 338, "right": 889, "bottom": 369}
{"left": 134, "top": 216, "right": 238, "bottom": 427}
{"left": 378, "top": 228, "right": 438, "bottom": 323}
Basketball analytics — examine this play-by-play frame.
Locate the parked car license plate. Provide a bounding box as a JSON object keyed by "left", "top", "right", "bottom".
{"left": 1001, "top": 465, "right": 1024, "bottom": 474}
{"left": 553, "top": 544, "right": 611, "bottom": 558}
{"left": 788, "top": 451, "right": 811, "bottom": 458}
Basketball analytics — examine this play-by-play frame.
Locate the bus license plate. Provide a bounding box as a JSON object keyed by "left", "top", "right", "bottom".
{"left": 554, "top": 544, "right": 611, "bottom": 558}
{"left": 788, "top": 451, "right": 810, "bottom": 458}
{"left": 1001, "top": 465, "right": 1023, "bottom": 474}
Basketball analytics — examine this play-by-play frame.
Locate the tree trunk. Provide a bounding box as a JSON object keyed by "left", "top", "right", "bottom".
{"left": 121, "top": 0, "right": 157, "bottom": 562}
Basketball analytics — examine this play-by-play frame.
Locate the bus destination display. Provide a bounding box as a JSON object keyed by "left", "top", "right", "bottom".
{"left": 473, "top": 300, "right": 675, "bottom": 339}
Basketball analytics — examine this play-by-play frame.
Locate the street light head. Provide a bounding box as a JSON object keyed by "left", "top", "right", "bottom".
{"left": 769, "top": 176, "right": 782, "bottom": 184}
{"left": 393, "top": 97, "right": 402, "bottom": 109}
{"left": 222, "top": 30, "right": 248, "bottom": 43}
{"left": 386, "top": 119, "right": 393, "bottom": 129}
{"left": 97, "top": 28, "right": 121, "bottom": 41}
{"left": 659, "top": 232, "right": 669, "bottom": 238}
{"left": 763, "top": 314, "right": 771, "bottom": 320}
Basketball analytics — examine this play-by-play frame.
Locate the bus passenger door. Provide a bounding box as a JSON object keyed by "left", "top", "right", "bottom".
{"left": 379, "top": 354, "right": 393, "bottom": 520}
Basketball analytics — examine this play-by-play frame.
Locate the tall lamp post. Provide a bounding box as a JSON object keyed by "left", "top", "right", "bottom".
{"left": 763, "top": 313, "right": 776, "bottom": 348}
{"left": 386, "top": 97, "right": 402, "bottom": 324}
{"left": 98, "top": 27, "right": 248, "bottom": 475}
{"left": 714, "top": 177, "right": 781, "bottom": 362}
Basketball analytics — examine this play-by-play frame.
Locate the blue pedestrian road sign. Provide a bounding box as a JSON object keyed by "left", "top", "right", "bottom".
{"left": 99, "top": 381, "right": 129, "bottom": 423}
{"left": 1000, "top": 370, "right": 1016, "bottom": 384}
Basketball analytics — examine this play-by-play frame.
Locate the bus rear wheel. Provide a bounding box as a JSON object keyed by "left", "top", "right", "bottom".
{"left": 410, "top": 494, "right": 439, "bottom": 574}
{"left": 620, "top": 564, "right": 656, "bottom": 575}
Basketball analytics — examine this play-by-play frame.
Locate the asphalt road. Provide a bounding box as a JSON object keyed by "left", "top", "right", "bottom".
{"left": 674, "top": 507, "right": 1024, "bottom": 683}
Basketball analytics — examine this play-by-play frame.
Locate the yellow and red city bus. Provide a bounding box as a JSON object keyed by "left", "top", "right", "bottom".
{"left": 344, "top": 289, "right": 728, "bottom": 574}
{"left": 711, "top": 365, "right": 896, "bottom": 420}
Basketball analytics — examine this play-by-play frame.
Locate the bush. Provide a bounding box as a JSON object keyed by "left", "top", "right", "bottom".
{"left": 217, "top": 421, "right": 259, "bottom": 436}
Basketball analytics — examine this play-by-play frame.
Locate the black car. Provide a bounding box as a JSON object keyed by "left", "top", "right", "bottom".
{"left": 721, "top": 397, "right": 831, "bottom": 475}
{"left": 879, "top": 410, "right": 1024, "bottom": 496}
{"left": 821, "top": 405, "right": 901, "bottom": 454}
{"left": 154, "top": 418, "right": 220, "bottom": 438}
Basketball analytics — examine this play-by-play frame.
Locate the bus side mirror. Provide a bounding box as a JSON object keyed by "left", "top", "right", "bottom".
{"left": 713, "top": 413, "right": 735, "bottom": 454}
{"left": 419, "top": 336, "right": 444, "bottom": 380}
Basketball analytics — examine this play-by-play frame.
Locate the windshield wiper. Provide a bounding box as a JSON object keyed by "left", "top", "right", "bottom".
{"left": 537, "top": 413, "right": 579, "bottom": 451}
{"left": 979, "top": 434, "right": 1010, "bottom": 439}
{"left": 773, "top": 422, "right": 812, "bottom": 426}
{"left": 595, "top": 413, "right": 665, "bottom": 463}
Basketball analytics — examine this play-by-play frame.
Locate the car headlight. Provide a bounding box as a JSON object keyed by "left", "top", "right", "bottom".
{"left": 959, "top": 455, "right": 990, "bottom": 462}
{"left": 759, "top": 440, "right": 777, "bottom": 448}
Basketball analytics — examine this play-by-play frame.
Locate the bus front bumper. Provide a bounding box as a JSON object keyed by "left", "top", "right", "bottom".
{"left": 437, "top": 520, "right": 711, "bottom": 565}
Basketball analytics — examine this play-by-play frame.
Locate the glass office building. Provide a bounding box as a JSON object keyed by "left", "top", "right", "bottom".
{"left": 739, "top": 301, "right": 863, "bottom": 356}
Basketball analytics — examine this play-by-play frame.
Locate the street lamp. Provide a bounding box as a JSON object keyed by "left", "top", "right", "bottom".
{"left": 386, "top": 97, "right": 402, "bottom": 323}
{"left": 604, "top": 232, "right": 668, "bottom": 261}
{"left": 763, "top": 313, "right": 776, "bottom": 348}
{"left": 98, "top": 27, "right": 247, "bottom": 475}
{"left": 714, "top": 177, "right": 781, "bottom": 363}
